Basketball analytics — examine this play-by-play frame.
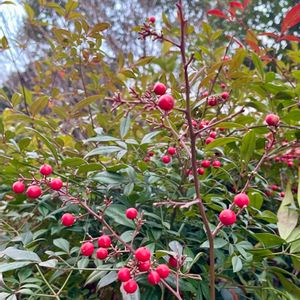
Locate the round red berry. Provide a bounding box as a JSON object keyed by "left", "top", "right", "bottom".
{"left": 12, "top": 181, "right": 25, "bottom": 194}
{"left": 98, "top": 235, "right": 111, "bottom": 248}
{"left": 138, "top": 261, "right": 151, "bottom": 272}
{"left": 96, "top": 248, "right": 108, "bottom": 260}
{"left": 167, "top": 147, "right": 176, "bottom": 156}
{"left": 168, "top": 256, "right": 178, "bottom": 268}
{"left": 148, "top": 270, "right": 160, "bottom": 285}
{"left": 61, "top": 213, "right": 76, "bottom": 226}
{"left": 199, "top": 121, "right": 206, "bottom": 129}
{"left": 153, "top": 82, "right": 166, "bottom": 95}
{"left": 50, "top": 178, "right": 63, "bottom": 190}
{"left": 219, "top": 209, "right": 236, "bottom": 226}
{"left": 203, "top": 91, "right": 209, "bottom": 97}
{"left": 148, "top": 151, "right": 154, "bottom": 157}
{"left": 26, "top": 185, "right": 42, "bottom": 198}
{"left": 280, "top": 192, "right": 285, "bottom": 197}
{"left": 210, "top": 131, "right": 217, "bottom": 138}
{"left": 80, "top": 242, "right": 94, "bottom": 256}
{"left": 212, "top": 160, "right": 221, "bottom": 168}
{"left": 126, "top": 208, "right": 138, "bottom": 220}
{"left": 197, "top": 167, "right": 205, "bottom": 175}
{"left": 149, "top": 16, "right": 156, "bottom": 23}
{"left": 40, "top": 164, "right": 53, "bottom": 176}
{"left": 135, "top": 247, "right": 151, "bottom": 262}
{"left": 221, "top": 92, "right": 230, "bottom": 100}
{"left": 192, "top": 120, "right": 198, "bottom": 127}
{"left": 205, "top": 137, "right": 214, "bottom": 144}
{"left": 201, "top": 160, "right": 210, "bottom": 168}
{"left": 233, "top": 193, "right": 250, "bottom": 208}
{"left": 158, "top": 94, "right": 175, "bottom": 111}
{"left": 220, "top": 83, "right": 227, "bottom": 89}
{"left": 118, "top": 267, "right": 131, "bottom": 282}
{"left": 156, "top": 264, "right": 170, "bottom": 279}
{"left": 271, "top": 184, "right": 279, "bottom": 191}
{"left": 265, "top": 114, "right": 280, "bottom": 126}
{"left": 161, "top": 155, "right": 171, "bottom": 164}
{"left": 287, "top": 160, "right": 294, "bottom": 167}
{"left": 208, "top": 97, "right": 217, "bottom": 106}
{"left": 123, "top": 279, "right": 138, "bottom": 294}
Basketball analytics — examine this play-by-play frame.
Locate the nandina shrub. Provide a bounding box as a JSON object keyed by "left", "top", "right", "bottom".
{"left": 0, "top": 1, "right": 299, "bottom": 300}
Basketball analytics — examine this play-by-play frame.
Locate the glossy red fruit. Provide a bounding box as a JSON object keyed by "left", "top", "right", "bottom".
{"left": 212, "top": 160, "right": 221, "bottom": 168}
{"left": 167, "top": 147, "right": 176, "bottom": 156}
{"left": 271, "top": 184, "right": 279, "bottom": 191}
{"left": 158, "top": 94, "right": 175, "bottom": 111}
{"left": 201, "top": 160, "right": 210, "bottom": 168}
{"left": 205, "top": 137, "right": 214, "bottom": 144}
{"left": 199, "top": 120, "right": 206, "bottom": 129}
{"left": 149, "top": 16, "right": 156, "bottom": 23}
{"left": 26, "top": 185, "right": 42, "bottom": 198}
{"left": 274, "top": 156, "right": 280, "bottom": 162}
{"left": 126, "top": 208, "right": 138, "bottom": 220}
{"left": 219, "top": 209, "right": 236, "bottom": 226}
{"left": 280, "top": 192, "right": 285, "bottom": 197}
{"left": 156, "top": 264, "right": 170, "bottom": 279}
{"left": 265, "top": 114, "right": 280, "bottom": 126}
{"left": 98, "top": 235, "right": 111, "bottom": 248}
{"left": 265, "top": 190, "right": 272, "bottom": 197}
{"left": 118, "top": 267, "right": 131, "bottom": 282}
{"left": 148, "top": 151, "right": 154, "bottom": 157}
{"left": 222, "top": 55, "right": 230, "bottom": 61}
{"left": 219, "top": 127, "right": 225, "bottom": 131}
{"left": 221, "top": 92, "right": 230, "bottom": 100}
{"left": 153, "top": 82, "right": 166, "bottom": 95}
{"left": 197, "top": 167, "right": 205, "bottom": 175}
{"left": 61, "top": 213, "right": 75, "bottom": 226}
{"left": 202, "top": 91, "right": 209, "bottom": 97}
{"left": 96, "top": 248, "right": 108, "bottom": 260}
{"left": 138, "top": 260, "right": 151, "bottom": 272}
{"left": 208, "top": 97, "right": 217, "bottom": 106}
{"left": 287, "top": 160, "right": 294, "bottom": 167}
{"left": 192, "top": 120, "right": 198, "bottom": 127}
{"left": 135, "top": 247, "right": 151, "bottom": 262}
{"left": 220, "top": 83, "right": 227, "bottom": 89}
{"left": 50, "top": 178, "right": 63, "bottom": 190}
{"left": 12, "top": 181, "right": 25, "bottom": 194}
{"left": 40, "top": 164, "right": 53, "bottom": 176}
{"left": 168, "top": 256, "right": 178, "bottom": 268}
{"left": 80, "top": 242, "right": 94, "bottom": 256}
{"left": 123, "top": 279, "right": 138, "bottom": 294}
{"left": 148, "top": 270, "right": 160, "bottom": 285}
{"left": 144, "top": 157, "right": 150, "bottom": 162}
{"left": 233, "top": 193, "right": 250, "bottom": 208}
{"left": 161, "top": 155, "right": 171, "bottom": 164}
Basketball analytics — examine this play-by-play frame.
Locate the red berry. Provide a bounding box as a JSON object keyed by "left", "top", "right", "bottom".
{"left": 265, "top": 114, "right": 280, "bottom": 126}
{"left": 135, "top": 247, "right": 151, "bottom": 262}
{"left": 98, "top": 235, "right": 111, "bottom": 248}
{"left": 208, "top": 97, "right": 217, "bottom": 106}
{"left": 144, "top": 157, "right": 150, "bottom": 162}
{"left": 138, "top": 260, "right": 151, "bottom": 271}
{"left": 153, "top": 82, "right": 166, "bottom": 95}
{"left": 219, "top": 209, "right": 236, "bottom": 226}
{"left": 148, "top": 270, "right": 160, "bottom": 285}
{"left": 40, "top": 164, "right": 53, "bottom": 176}
{"left": 212, "top": 160, "right": 221, "bottom": 168}
{"left": 233, "top": 193, "right": 250, "bottom": 208}
{"left": 168, "top": 256, "right": 178, "bottom": 268}
{"left": 222, "top": 55, "right": 230, "bottom": 61}
{"left": 123, "top": 279, "right": 138, "bottom": 294}
{"left": 126, "top": 208, "right": 138, "bottom": 220}
{"left": 12, "top": 181, "right": 25, "bottom": 194}
{"left": 221, "top": 92, "right": 230, "bottom": 100}
{"left": 50, "top": 178, "right": 63, "bottom": 190}
{"left": 210, "top": 131, "right": 217, "bottom": 138}
{"left": 167, "top": 147, "right": 176, "bottom": 156}
{"left": 96, "top": 248, "right": 108, "bottom": 260}
{"left": 201, "top": 160, "right": 210, "bottom": 168}
{"left": 161, "top": 155, "right": 171, "bottom": 164}
{"left": 287, "top": 160, "right": 294, "bottom": 167}
{"left": 202, "top": 91, "right": 209, "bottom": 97}
{"left": 192, "top": 120, "right": 198, "bottom": 127}
{"left": 61, "top": 213, "right": 76, "bottom": 226}
{"left": 274, "top": 156, "right": 280, "bottom": 162}
{"left": 265, "top": 190, "right": 272, "bottom": 197}
{"left": 205, "top": 137, "right": 214, "bottom": 144}
{"left": 220, "top": 83, "right": 227, "bottom": 89}
{"left": 118, "top": 267, "right": 131, "bottom": 282}
{"left": 197, "top": 167, "right": 205, "bottom": 175}
{"left": 158, "top": 94, "right": 175, "bottom": 111}
{"left": 26, "top": 185, "right": 42, "bottom": 198}
{"left": 219, "top": 127, "right": 225, "bottom": 131}
{"left": 156, "top": 264, "right": 170, "bottom": 279}
{"left": 80, "top": 242, "right": 94, "bottom": 256}
{"left": 148, "top": 151, "right": 154, "bottom": 157}
{"left": 149, "top": 16, "right": 156, "bottom": 23}
{"left": 271, "top": 184, "right": 279, "bottom": 191}
{"left": 280, "top": 192, "right": 285, "bottom": 197}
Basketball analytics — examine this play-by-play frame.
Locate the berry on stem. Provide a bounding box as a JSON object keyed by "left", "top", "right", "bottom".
{"left": 156, "top": 264, "right": 170, "bottom": 279}
{"left": 167, "top": 147, "right": 176, "bottom": 156}
{"left": 138, "top": 261, "right": 151, "bottom": 272}
{"left": 161, "top": 155, "right": 171, "bottom": 164}
{"left": 221, "top": 92, "right": 230, "bottom": 100}
{"left": 233, "top": 193, "right": 250, "bottom": 208}
{"left": 153, "top": 82, "right": 166, "bottom": 95}
{"left": 135, "top": 247, "right": 151, "bottom": 262}
{"left": 271, "top": 184, "right": 279, "bottom": 191}
{"left": 50, "top": 178, "right": 63, "bottom": 190}
{"left": 208, "top": 97, "right": 217, "bottom": 106}
{"left": 149, "top": 16, "right": 156, "bottom": 23}
{"left": 80, "top": 242, "right": 94, "bottom": 256}
{"left": 118, "top": 268, "right": 131, "bottom": 282}
{"left": 197, "top": 167, "right": 205, "bottom": 175}
{"left": 40, "top": 164, "right": 53, "bottom": 176}
{"left": 96, "top": 248, "right": 108, "bottom": 260}
{"left": 168, "top": 256, "right": 178, "bottom": 268}
{"left": 158, "top": 94, "right": 175, "bottom": 111}
{"left": 210, "top": 131, "right": 217, "bottom": 138}
{"left": 98, "top": 235, "right": 111, "bottom": 248}
{"left": 205, "top": 137, "right": 214, "bottom": 144}
{"left": 201, "top": 160, "right": 210, "bottom": 168}
{"left": 12, "top": 181, "right": 25, "bottom": 194}
{"left": 26, "top": 185, "right": 42, "bottom": 198}
{"left": 61, "top": 213, "right": 76, "bottom": 226}
{"left": 212, "top": 160, "right": 221, "bottom": 168}
{"left": 123, "top": 279, "right": 138, "bottom": 294}
{"left": 126, "top": 208, "right": 138, "bottom": 220}
{"left": 219, "top": 209, "right": 236, "bottom": 226}
{"left": 148, "top": 270, "right": 161, "bottom": 285}
{"left": 265, "top": 114, "right": 280, "bottom": 126}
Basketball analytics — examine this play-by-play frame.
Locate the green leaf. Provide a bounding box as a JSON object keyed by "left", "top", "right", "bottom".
{"left": 200, "top": 238, "right": 227, "bottom": 249}
{"left": 85, "top": 135, "right": 119, "bottom": 143}
{"left": 105, "top": 205, "right": 135, "bottom": 228}
{"left": 1, "top": 247, "right": 41, "bottom": 262}
{"left": 232, "top": 255, "right": 243, "bottom": 273}
{"left": 89, "top": 22, "right": 110, "bottom": 35}
{"left": 62, "top": 157, "right": 87, "bottom": 167}
{"left": 120, "top": 113, "right": 131, "bottom": 138}
{"left": 53, "top": 238, "right": 70, "bottom": 253}
{"left": 0, "top": 261, "right": 32, "bottom": 273}
{"left": 277, "top": 183, "right": 298, "bottom": 240}
{"left": 97, "top": 271, "right": 117, "bottom": 290}
{"left": 141, "top": 131, "right": 161, "bottom": 144}
{"left": 72, "top": 95, "right": 101, "bottom": 114}
{"left": 240, "top": 130, "right": 256, "bottom": 165}
{"left": 39, "top": 259, "right": 58, "bottom": 268}
{"left": 29, "top": 96, "right": 49, "bottom": 116}
{"left": 85, "top": 146, "right": 123, "bottom": 158}
{"left": 205, "top": 137, "right": 239, "bottom": 151}
{"left": 251, "top": 53, "right": 264, "bottom": 79}
{"left": 253, "top": 233, "right": 285, "bottom": 247}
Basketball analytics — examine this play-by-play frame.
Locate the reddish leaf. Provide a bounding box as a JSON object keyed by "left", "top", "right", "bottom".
{"left": 229, "top": 7, "right": 236, "bottom": 18}
{"left": 243, "top": 0, "right": 250, "bottom": 8}
{"left": 277, "top": 35, "right": 300, "bottom": 42}
{"left": 230, "top": 1, "right": 244, "bottom": 11}
{"left": 207, "top": 9, "right": 229, "bottom": 20}
{"left": 245, "top": 39, "right": 260, "bottom": 53}
{"left": 257, "top": 32, "right": 279, "bottom": 39}
{"left": 281, "top": 3, "right": 300, "bottom": 33}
